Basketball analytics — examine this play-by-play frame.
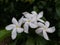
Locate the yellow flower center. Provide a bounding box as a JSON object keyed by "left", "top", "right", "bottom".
{"left": 27, "top": 20, "right": 31, "bottom": 22}
{"left": 43, "top": 26, "right": 47, "bottom": 30}
{"left": 16, "top": 25, "right": 19, "bottom": 28}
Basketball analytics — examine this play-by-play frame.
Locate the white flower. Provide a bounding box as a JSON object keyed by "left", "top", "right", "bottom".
{"left": 22, "top": 17, "right": 38, "bottom": 33}
{"left": 5, "top": 17, "right": 23, "bottom": 40}
{"left": 31, "top": 11, "right": 44, "bottom": 23}
{"left": 35, "top": 21, "right": 55, "bottom": 40}
{"left": 22, "top": 13, "right": 38, "bottom": 33}
{"left": 23, "top": 11, "right": 44, "bottom": 23}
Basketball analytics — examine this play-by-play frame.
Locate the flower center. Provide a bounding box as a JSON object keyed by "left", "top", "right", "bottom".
{"left": 43, "top": 26, "right": 47, "bottom": 30}
{"left": 16, "top": 25, "right": 19, "bottom": 28}
{"left": 27, "top": 20, "right": 31, "bottom": 22}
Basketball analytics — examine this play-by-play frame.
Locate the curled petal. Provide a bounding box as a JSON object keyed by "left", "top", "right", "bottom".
{"left": 12, "top": 17, "right": 18, "bottom": 25}
{"left": 38, "top": 11, "right": 43, "bottom": 18}
{"left": 24, "top": 23, "right": 29, "bottom": 33}
{"left": 31, "top": 11, "right": 37, "bottom": 15}
{"left": 43, "top": 31, "right": 49, "bottom": 40}
{"left": 45, "top": 21, "right": 50, "bottom": 28}
{"left": 47, "top": 27, "right": 55, "bottom": 33}
{"left": 22, "top": 12, "right": 32, "bottom": 18}
{"left": 37, "top": 19, "right": 44, "bottom": 23}
{"left": 17, "top": 28, "right": 23, "bottom": 33}
{"left": 11, "top": 28, "right": 17, "bottom": 40}
{"left": 5, "top": 24, "right": 15, "bottom": 30}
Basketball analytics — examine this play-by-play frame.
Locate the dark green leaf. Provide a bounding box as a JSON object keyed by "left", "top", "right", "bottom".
{"left": 0, "top": 30, "right": 10, "bottom": 41}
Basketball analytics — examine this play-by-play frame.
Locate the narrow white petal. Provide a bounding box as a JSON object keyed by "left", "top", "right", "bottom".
{"left": 47, "top": 27, "right": 55, "bottom": 33}
{"left": 17, "top": 28, "right": 23, "bottom": 33}
{"left": 12, "top": 17, "right": 18, "bottom": 25}
{"left": 45, "top": 21, "right": 50, "bottom": 28}
{"left": 43, "top": 31, "right": 49, "bottom": 40}
{"left": 37, "top": 19, "right": 44, "bottom": 23}
{"left": 29, "top": 23, "right": 38, "bottom": 28}
{"left": 38, "top": 11, "right": 43, "bottom": 18}
{"left": 19, "top": 16, "right": 24, "bottom": 26}
{"left": 11, "top": 28, "right": 17, "bottom": 40}
{"left": 24, "top": 23, "right": 29, "bottom": 33}
{"left": 5, "top": 24, "right": 15, "bottom": 30}
{"left": 35, "top": 28, "right": 43, "bottom": 34}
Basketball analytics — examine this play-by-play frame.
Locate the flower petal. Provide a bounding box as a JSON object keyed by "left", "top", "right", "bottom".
{"left": 47, "top": 27, "right": 55, "bottom": 33}
{"left": 38, "top": 11, "right": 43, "bottom": 18}
{"left": 5, "top": 24, "right": 15, "bottom": 30}
{"left": 31, "top": 16, "right": 37, "bottom": 22}
{"left": 19, "top": 16, "right": 24, "bottom": 26}
{"left": 35, "top": 28, "right": 43, "bottom": 34}
{"left": 31, "top": 11, "right": 37, "bottom": 15}
{"left": 29, "top": 22, "right": 38, "bottom": 28}
{"left": 43, "top": 31, "right": 49, "bottom": 40}
{"left": 24, "top": 23, "right": 29, "bottom": 33}
{"left": 22, "top": 18, "right": 28, "bottom": 22}
{"left": 38, "top": 22, "right": 44, "bottom": 27}
{"left": 12, "top": 17, "right": 18, "bottom": 25}
{"left": 17, "top": 28, "right": 23, "bottom": 33}
{"left": 45, "top": 21, "right": 50, "bottom": 28}
{"left": 11, "top": 28, "right": 17, "bottom": 40}
{"left": 22, "top": 12, "right": 32, "bottom": 18}
{"left": 37, "top": 19, "right": 44, "bottom": 23}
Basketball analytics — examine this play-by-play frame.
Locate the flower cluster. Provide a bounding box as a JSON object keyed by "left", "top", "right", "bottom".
{"left": 5, "top": 11, "right": 55, "bottom": 40}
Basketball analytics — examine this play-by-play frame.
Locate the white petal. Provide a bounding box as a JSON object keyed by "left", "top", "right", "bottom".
{"left": 11, "top": 28, "right": 17, "bottom": 40}
{"left": 38, "top": 22, "right": 44, "bottom": 27}
{"left": 19, "top": 16, "right": 24, "bottom": 26}
{"left": 35, "top": 28, "right": 43, "bottom": 34}
{"left": 17, "top": 28, "right": 23, "bottom": 33}
{"left": 38, "top": 11, "right": 43, "bottom": 18}
{"left": 22, "top": 18, "right": 28, "bottom": 22}
{"left": 45, "top": 21, "right": 50, "bottom": 28}
{"left": 31, "top": 11, "right": 37, "bottom": 15}
{"left": 12, "top": 17, "right": 18, "bottom": 25}
{"left": 5, "top": 24, "right": 15, "bottom": 30}
{"left": 37, "top": 19, "right": 44, "bottom": 23}
{"left": 47, "top": 27, "right": 55, "bottom": 33}
{"left": 29, "top": 22, "right": 38, "bottom": 28}
{"left": 24, "top": 23, "right": 29, "bottom": 33}
{"left": 31, "top": 16, "right": 37, "bottom": 22}
{"left": 43, "top": 31, "right": 49, "bottom": 40}
{"left": 22, "top": 12, "right": 32, "bottom": 18}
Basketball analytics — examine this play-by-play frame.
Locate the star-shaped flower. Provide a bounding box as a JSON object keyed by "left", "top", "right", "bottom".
{"left": 5, "top": 17, "right": 23, "bottom": 40}
{"left": 35, "top": 21, "right": 55, "bottom": 40}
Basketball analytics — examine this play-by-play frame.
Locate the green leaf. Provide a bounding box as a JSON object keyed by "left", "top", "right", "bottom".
{"left": 0, "top": 30, "right": 10, "bottom": 41}
{"left": 26, "top": 37, "right": 35, "bottom": 45}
